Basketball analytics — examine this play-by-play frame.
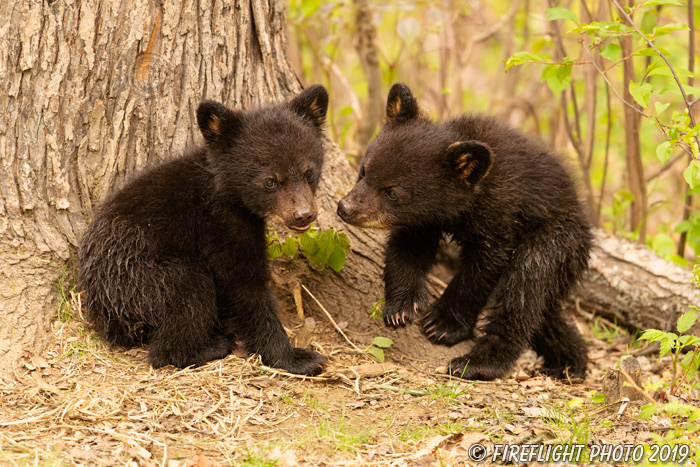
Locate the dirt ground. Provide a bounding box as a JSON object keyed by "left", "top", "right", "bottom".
{"left": 0, "top": 289, "right": 697, "bottom": 467}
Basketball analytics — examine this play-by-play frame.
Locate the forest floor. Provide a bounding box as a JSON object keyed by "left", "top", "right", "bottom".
{"left": 1, "top": 288, "right": 698, "bottom": 467}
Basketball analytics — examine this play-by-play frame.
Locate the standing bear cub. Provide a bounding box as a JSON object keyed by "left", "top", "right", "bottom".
{"left": 79, "top": 85, "right": 329, "bottom": 375}
{"left": 338, "top": 83, "right": 592, "bottom": 381}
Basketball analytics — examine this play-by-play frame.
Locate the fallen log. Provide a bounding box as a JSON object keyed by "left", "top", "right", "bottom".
{"left": 571, "top": 229, "right": 699, "bottom": 334}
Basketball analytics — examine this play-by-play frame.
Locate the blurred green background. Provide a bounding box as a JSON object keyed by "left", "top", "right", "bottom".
{"left": 286, "top": 0, "right": 700, "bottom": 265}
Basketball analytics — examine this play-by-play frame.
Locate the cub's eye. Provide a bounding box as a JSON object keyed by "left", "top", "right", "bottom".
{"left": 305, "top": 169, "right": 315, "bottom": 182}
{"left": 358, "top": 165, "right": 366, "bottom": 180}
{"left": 385, "top": 190, "right": 398, "bottom": 202}
{"left": 264, "top": 178, "right": 278, "bottom": 190}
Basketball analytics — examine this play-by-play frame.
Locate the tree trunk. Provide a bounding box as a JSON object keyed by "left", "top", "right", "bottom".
{"left": 620, "top": 1, "right": 648, "bottom": 242}
{"left": 0, "top": 0, "right": 397, "bottom": 373}
{"left": 353, "top": 0, "right": 383, "bottom": 153}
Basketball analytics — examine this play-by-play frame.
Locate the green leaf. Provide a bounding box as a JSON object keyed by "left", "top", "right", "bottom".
{"left": 629, "top": 81, "right": 653, "bottom": 109}
{"left": 639, "top": 329, "right": 667, "bottom": 342}
{"left": 684, "top": 160, "right": 700, "bottom": 189}
{"left": 674, "top": 220, "right": 693, "bottom": 233}
{"left": 337, "top": 232, "right": 351, "bottom": 249}
{"left": 654, "top": 102, "right": 670, "bottom": 115}
{"left": 546, "top": 7, "right": 578, "bottom": 24}
{"left": 316, "top": 230, "right": 335, "bottom": 261}
{"left": 638, "top": 403, "right": 657, "bottom": 419}
{"left": 677, "top": 309, "right": 699, "bottom": 334}
{"left": 504, "top": 51, "right": 547, "bottom": 71}
{"left": 268, "top": 242, "right": 283, "bottom": 259}
{"left": 282, "top": 237, "right": 298, "bottom": 258}
{"left": 371, "top": 336, "right": 394, "bottom": 348}
{"left": 366, "top": 345, "right": 385, "bottom": 362}
{"left": 632, "top": 47, "right": 672, "bottom": 57}
{"left": 567, "top": 397, "right": 583, "bottom": 408}
{"left": 651, "top": 233, "right": 676, "bottom": 258}
{"left": 679, "top": 335, "right": 700, "bottom": 346}
{"left": 600, "top": 43, "right": 621, "bottom": 61}
{"left": 299, "top": 231, "right": 319, "bottom": 256}
{"left": 327, "top": 246, "right": 346, "bottom": 272}
{"left": 653, "top": 22, "right": 690, "bottom": 37}
{"left": 542, "top": 64, "right": 572, "bottom": 94}
{"left": 647, "top": 66, "right": 695, "bottom": 78}
{"left": 655, "top": 141, "right": 673, "bottom": 163}
{"left": 659, "top": 333, "right": 678, "bottom": 357}
{"left": 644, "top": 0, "right": 682, "bottom": 6}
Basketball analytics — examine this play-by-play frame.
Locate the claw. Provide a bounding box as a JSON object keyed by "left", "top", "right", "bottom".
{"left": 439, "top": 332, "right": 448, "bottom": 341}
{"left": 400, "top": 311, "right": 407, "bottom": 323}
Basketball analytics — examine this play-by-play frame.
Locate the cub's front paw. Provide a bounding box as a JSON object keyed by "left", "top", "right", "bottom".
{"left": 422, "top": 300, "right": 472, "bottom": 346}
{"left": 284, "top": 348, "right": 327, "bottom": 376}
{"left": 383, "top": 295, "right": 426, "bottom": 328}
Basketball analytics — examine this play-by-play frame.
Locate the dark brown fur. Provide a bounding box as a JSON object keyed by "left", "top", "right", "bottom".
{"left": 338, "top": 83, "right": 592, "bottom": 381}
{"left": 79, "top": 86, "right": 329, "bottom": 374}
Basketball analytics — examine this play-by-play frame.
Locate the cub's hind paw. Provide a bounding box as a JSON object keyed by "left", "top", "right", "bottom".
{"left": 447, "top": 356, "right": 508, "bottom": 381}
{"left": 422, "top": 302, "right": 472, "bottom": 346}
{"left": 284, "top": 347, "right": 327, "bottom": 376}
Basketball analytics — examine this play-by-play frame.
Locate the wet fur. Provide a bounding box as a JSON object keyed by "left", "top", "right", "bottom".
{"left": 79, "top": 86, "right": 329, "bottom": 374}
{"left": 338, "top": 83, "right": 592, "bottom": 381}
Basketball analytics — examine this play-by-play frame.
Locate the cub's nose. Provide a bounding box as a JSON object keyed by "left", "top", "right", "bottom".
{"left": 293, "top": 207, "right": 314, "bottom": 224}
{"left": 337, "top": 198, "right": 353, "bottom": 219}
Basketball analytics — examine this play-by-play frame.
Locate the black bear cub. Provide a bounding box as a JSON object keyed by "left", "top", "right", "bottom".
{"left": 79, "top": 86, "right": 329, "bottom": 375}
{"left": 338, "top": 83, "right": 592, "bottom": 381}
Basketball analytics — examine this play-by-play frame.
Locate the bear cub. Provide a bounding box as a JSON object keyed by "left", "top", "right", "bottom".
{"left": 79, "top": 86, "right": 329, "bottom": 375}
{"left": 338, "top": 83, "right": 592, "bottom": 381}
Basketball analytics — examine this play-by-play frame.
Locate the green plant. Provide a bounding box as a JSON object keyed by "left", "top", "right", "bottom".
{"left": 55, "top": 265, "right": 76, "bottom": 322}
{"left": 365, "top": 336, "right": 393, "bottom": 362}
{"left": 267, "top": 224, "right": 351, "bottom": 272}
{"left": 240, "top": 448, "right": 278, "bottom": 467}
{"left": 368, "top": 297, "right": 385, "bottom": 320}
{"left": 591, "top": 316, "right": 624, "bottom": 345}
{"left": 426, "top": 378, "right": 473, "bottom": 404}
{"left": 541, "top": 397, "right": 592, "bottom": 448}
{"left": 639, "top": 309, "right": 700, "bottom": 395}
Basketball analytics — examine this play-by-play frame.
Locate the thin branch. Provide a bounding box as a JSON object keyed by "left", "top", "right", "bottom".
{"left": 301, "top": 285, "right": 363, "bottom": 353}
{"left": 580, "top": 38, "right": 651, "bottom": 119}
{"left": 646, "top": 152, "right": 687, "bottom": 182}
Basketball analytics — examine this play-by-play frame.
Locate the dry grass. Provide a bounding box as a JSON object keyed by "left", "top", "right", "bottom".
{"left": 0, "top": 291, "right": 696, "bottom": 466}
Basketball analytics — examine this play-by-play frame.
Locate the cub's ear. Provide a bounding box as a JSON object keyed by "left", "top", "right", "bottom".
{"left": 197, "top": 100, "right": 242, "bottom": 147}
{"left": 446, "top": 141, "right": 493, "bottom": 185}
{"left": 289, "top": 84, "right": 329, "bottom": 130}
{"left": 386, "top": 82, "right": 420, "bottom": 123}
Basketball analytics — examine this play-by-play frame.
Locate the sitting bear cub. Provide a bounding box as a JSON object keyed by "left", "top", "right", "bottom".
{"left": 79, "top": 86, "right": 329, "bottom": 375}
{"left": 338, "top": 83, "right": 592, "bottom": 381}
